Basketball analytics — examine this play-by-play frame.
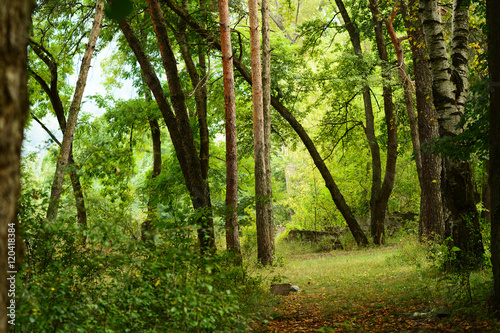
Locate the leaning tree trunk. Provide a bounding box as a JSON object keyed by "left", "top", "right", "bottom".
{"left": 249, "top": 0, "right": 273, "bottom": 265}
{"left": 219, "top": 0, "right": 241, "bottom": 257}
{"left": 487, "top": 0, "right": 500, "bottom": 311}
{"left": 420, "top": 0, "right": 483, "bottom": 258}
{"left": 120, "top": 1, "right": 216, "bottom": 255}
{"left": 163, "top": 0, "right": 369, "bottom": 246}
{"left": 402, "top": 0, "right": 444, "bottom": 241}
{"left": 0, "top": 1, "right": 31, "bottom": 331}
{"left": 28, "top": 45, "right": 89, "bottom": 231}
{"left": 46, "top": 0, "right": 104, "bottom": 224}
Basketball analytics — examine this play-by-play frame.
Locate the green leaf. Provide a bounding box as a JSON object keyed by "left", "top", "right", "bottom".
{"left": 104, "top": 0, "right": 133, "bottom": 21}
{"left": 452, "top": 246, "right": 461, "bottom": 252}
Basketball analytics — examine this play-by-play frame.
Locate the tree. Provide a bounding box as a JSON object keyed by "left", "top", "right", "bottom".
{"left": 419, "top": 0, "right": 483, "bottom": 257}
{"left": 164, "top": 0, "right": 369, "bottom": 246}
{"left": 401, "top": 0, "right": 444, "bottom": 240}
{"left": 0, "top": 1, "right": 31, "bottom": 331}
{"left": 487, "top": 0, "right": 500, "bottom": 311}
{"left": 219, "top": 0, "right": 241, "bottom": 257}
{"left": 29, "top": 1, "right": 96, "bottom": 231}
{"left": 119, "top": 0, "right": 216, "bottom": 254}
{"left": 249, "top": 0, "right": 273, "bottom": 265}
{"left": 46, "top": 0, "right": 105, "bottom": 224}
{"left": 336, "top": 0, "right": 398, "bottom": 244}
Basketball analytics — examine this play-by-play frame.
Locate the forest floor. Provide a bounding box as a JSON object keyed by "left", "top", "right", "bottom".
{"left": 250, "top": 240, "right": 500, "bottom": 332}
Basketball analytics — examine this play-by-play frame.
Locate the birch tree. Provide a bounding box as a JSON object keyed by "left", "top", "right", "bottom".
{"left": 419, "top": 0, "right": 483, "bottom": 257}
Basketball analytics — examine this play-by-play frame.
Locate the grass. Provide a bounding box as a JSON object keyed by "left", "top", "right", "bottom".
{"left": 248, "top": 235, "right": 500, "bottom": 332}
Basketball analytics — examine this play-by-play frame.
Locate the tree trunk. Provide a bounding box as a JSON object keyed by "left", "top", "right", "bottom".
{"left": 219, "top": 0, "right": 241, "bottom": 257}
{"left": 46, "top": 0, "right": 104, "bottom": 224}
{"left": 249, "top": 0, "right": 273, "bottom": 265}
{"left": 0, "top": 1, "right": 31, "bottom": 331}
{"left": 163, "top": 0, "right": 368, "bottom": 246}
{"left": 30, "top": 41, "right": 88, "bottom": 231}
{"left": 403, "top": 0, "right": 444, "bottom": 241}
{"left": 420, "top": 0, "right": 483, "bottom": 257}
{"left": 121, "top": 2, "right": 216, "bottom": 254}
{"left": 487, "top": 0, "right": 500, "bottom": 311}
{"left": 262, "top": 0, "right": 275, "bottom": 255}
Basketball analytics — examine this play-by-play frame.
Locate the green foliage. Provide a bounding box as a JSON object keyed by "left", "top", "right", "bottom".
{"left": 105, "top": 0, "right": 134, "bottom": 22}
{"left": 17, "top": 187, "right": 266, "bottom": 332}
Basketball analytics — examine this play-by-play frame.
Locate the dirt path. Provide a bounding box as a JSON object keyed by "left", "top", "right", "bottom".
{"left": 255, "top": 293, "right": 497, "bottom": 332}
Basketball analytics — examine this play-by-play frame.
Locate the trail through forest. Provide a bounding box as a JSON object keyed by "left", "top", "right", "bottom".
{"left": 252, "top": 244, "right": 499, "bottom": 332}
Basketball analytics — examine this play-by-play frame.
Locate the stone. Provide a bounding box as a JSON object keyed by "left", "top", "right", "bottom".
{"left": 270, "top": 283, "right": 291, "bottom": 296}
{"left": 290, "top": 285, "right": 300, "bottom": 292}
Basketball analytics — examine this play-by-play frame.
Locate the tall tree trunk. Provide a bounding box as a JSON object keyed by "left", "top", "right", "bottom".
{"left": 120, "top": 2, "right": 216, "bottom": 254}
{"left": 46, "top": 0, "right": 104, "bottom": 223}
{"left": 29, "top": 42, "right": 88, "bottom": 231}
{"left": 0, "top": 1, "right": 31, "bottom": 331}
{"left": 262, "top": 0, "right": 275, "bottom": 253}
{"left": 420, "top": 0, "right": 483, "bottom": 257}
{"left": 487, "top": 0, "right": 500, "bottom": 311}
{"left": 403, "top": 0, "right": 444, "bottom": 241}
{"left": 219, "top": 0, "right": 241, "bottom": 257}
{"left": 163, "top": 0, "right": 368, "bottom": 246}
{"left": 249, "top": 0, "right": 273, "bottom": 265}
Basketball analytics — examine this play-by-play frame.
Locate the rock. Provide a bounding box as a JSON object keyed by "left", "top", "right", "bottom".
{"left": 436, "top": 308, "right": 451, "bottom": 318}
{"left": 290, "top": 285, "right": 300, "bottom": 292}
{"left": 270, "top": 283, "right": 291, "bottom": 296}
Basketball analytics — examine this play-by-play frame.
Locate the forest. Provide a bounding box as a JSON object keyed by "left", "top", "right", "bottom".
{"left": 1, "top": 0, "right": 500, "bottom": 331}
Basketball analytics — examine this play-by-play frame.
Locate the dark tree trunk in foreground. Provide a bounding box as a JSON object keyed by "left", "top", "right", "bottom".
{"left": 487, "top": 0, "right": 500, "bottom": 311}
{"left": 46, "top": 0, "right": 104, "bottom": 224}
{"left": 219, "top": 0, "right": 241, "bottom": 257}
{"left": 0, "top": 1, "right": 31, "bottom": 331}
{"left": 163, "top": 0, "right": 368, "bottom": 246}
{"left": 403, "top": 0, "right": 444, "bottom": 241}
{"left": 420, "top": 0, "right": 483, "bottom": 257}
{"left": 249, "top": 0, "right": 273, "bottom": 265}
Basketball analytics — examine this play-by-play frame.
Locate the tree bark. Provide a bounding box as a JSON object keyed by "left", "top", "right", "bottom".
{"left": 262, "top": 0, "right": 275, "bottom": 255}
{"left": 219, "top": 0, "right": 241, "bottom": 257}
{"left": 163, "top": 0, "right": 368, "bottom": 246}
{"left": 487, "top": 0, "right": 500, "bottom": 311}
{"left": 249, "top": 0, "right": 273, "bottom": 265}
{"left": 403, "top": 0, "right": 444, "bottom": 240}
{"left": 46, "top": 0, "right": 104, "bottom": 224}
{"left": 420, "top": 0, "right": 483, "bottom": 257}
{"left": 0, "top": 1, "right": 31, "bottom": 331}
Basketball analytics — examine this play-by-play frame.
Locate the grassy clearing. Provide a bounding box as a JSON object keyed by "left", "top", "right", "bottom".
{"left": 249, "top": 236, "right": 499, "bottom": 332}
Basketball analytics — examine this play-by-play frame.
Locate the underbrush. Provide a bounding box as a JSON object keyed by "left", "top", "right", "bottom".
{"left": 16, "top": 195, "right": 269, "bottom": 332}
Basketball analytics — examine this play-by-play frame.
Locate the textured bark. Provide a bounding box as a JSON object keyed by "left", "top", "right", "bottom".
{"left": 219, "top": 0, "right": 241, "bottom": 256}
{"left": 403, "top": 0, "right": 444, "bottom": 240}
{"left": 262, "top": 0, "right": 275, "bottom": 254}
{"left": 164, "top": 0, "right": 368, "bottom": 246}
{"left": 46, "top": 0, "right": 104, "bottom": 224}
{"left": 29, "top": 43, "right": 88, "bottom": 230}
{"left": 0, "top": 1, "right": 31, "bottom": 331}
{"left": 420, "top": 0, "right": 483, "bottom": 257}
{"left": 488, "top": 0, "right": 500, "bottom": 311}
{"left": 450, "top": 0, "right": 469, "bottom": 114}
{"left": 249, "top": 0, "right": 273, "bottom": 265}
